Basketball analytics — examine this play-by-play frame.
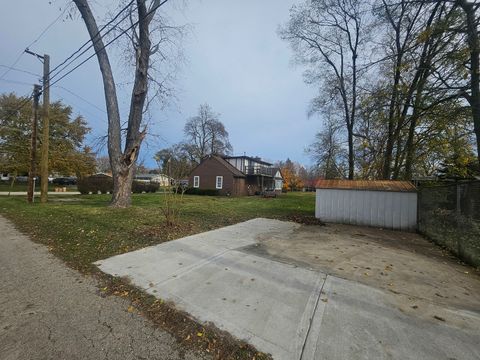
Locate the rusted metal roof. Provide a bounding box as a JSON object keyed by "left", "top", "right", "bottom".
{"left": 315, "top": 179, "right": 416, "bottom": 192}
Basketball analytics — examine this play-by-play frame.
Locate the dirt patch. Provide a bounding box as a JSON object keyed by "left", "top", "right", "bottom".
{"left": 281, "top": 214, "right": 325, "bottom": 226}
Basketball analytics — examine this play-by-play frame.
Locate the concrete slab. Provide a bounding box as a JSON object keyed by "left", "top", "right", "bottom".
{"left": 304, "top": 276, "right": 480, "bottom": 360}
{"left": 146, "top": 251, "right": 326, "bottom": 360}
{"left": 95, "top": 218, "right": 480, "bottom": 360}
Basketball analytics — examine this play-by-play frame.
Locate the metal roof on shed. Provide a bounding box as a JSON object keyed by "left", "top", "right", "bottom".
{"left": 315, "top": 179, "right": 416, "bottom": 192}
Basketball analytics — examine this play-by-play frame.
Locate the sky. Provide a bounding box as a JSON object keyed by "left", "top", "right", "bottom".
{"left": 0, "top": 0, "right": 320, "bottom": 168}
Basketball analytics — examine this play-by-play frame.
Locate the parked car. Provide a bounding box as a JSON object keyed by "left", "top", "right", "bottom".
{"left": 52, "top": 177, "right": 77, "bottom": 186}
{"left": 15, "top": 176, "right": 29, "bottom": 182}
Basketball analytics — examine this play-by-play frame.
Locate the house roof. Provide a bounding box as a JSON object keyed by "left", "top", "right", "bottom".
{"left": 209, "top": 155, "right": 246, "bottom": 177}
{"left": 316, "top": 179, "right": 416, "bottom": 193}
{"left": 223, "top": 155, "right": 272, "bottom": 166}
{"left": 271, "top": 167, "right": 283, "bottom": 180}
{"left": 135, "top": 173, "right": 169, "bottom": 179}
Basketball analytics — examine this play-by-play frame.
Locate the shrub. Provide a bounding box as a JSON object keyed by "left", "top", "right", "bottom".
{"left": 132, "top": 181, "right": 159, "bottom": 193}
{"left": 183, "top": 187, "right": 220, "bottom": 196}
{"left": 77, "top": 175, "right": 113, "bottom": 194}
{"left": 78, "top": 177, "right": 159, "bottom": 194}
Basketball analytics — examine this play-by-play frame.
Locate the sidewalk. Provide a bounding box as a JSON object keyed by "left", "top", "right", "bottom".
{"left": 0, "top": 215, "right": 207, "bottom": 360}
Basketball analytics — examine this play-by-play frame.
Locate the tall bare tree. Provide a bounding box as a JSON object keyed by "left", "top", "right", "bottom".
{"left": 280, "top": 0, "right": 369, "bottom": 179}
{"left": 73, "top": 0, "right": 175, "bottom": 207}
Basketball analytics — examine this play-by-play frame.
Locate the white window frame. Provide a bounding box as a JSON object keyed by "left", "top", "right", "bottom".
{"left": 216, "top": 176, "right": 223, "bottom": 189}
{"left": 193, "top": 176, "right": 200, "bottom": 188}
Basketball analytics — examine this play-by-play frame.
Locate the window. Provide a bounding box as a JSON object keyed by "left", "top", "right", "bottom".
{"left": 193, "top": 176, "right": 200, "bottom": 188}
{"left": 216, "top": 176, "right": 223, "bottom": 189}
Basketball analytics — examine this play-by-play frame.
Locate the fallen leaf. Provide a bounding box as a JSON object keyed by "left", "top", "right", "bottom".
{"left": 127, "top": 306, "right": 134, "bottom": 313}
{"left": 197, "top": 332, "right": 203, "bottom": 337}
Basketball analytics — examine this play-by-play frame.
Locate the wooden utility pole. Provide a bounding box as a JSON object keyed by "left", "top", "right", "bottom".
{"left": 27, "top": 85, "right": 42, "bottom": 203}
{"left": 25, "top": 49, "right": 50, "bottom": 203}
{"left": 40, "top": 54, "right": 50, "bottom": 203}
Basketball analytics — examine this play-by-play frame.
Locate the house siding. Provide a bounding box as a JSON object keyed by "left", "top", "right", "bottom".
{"left": 189, "top": 158, "right": 246, "bottom": 196}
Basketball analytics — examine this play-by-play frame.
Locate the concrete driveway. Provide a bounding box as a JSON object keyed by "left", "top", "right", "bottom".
{"left": 96, "top": 218, "right": 480, "bottom": 360}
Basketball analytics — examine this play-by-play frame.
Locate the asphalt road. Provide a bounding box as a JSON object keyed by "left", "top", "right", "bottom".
{"left": 0, "top": 215, "right": 207, "bottom": 360}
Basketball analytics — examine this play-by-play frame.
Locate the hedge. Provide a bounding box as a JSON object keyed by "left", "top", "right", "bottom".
{"left": 132, "top": 181, "right": 159, "bottom": 193}
{"left": 78, "top": 176, "right": 159, "bottom": 194}
{"left": 77, "top": 176, "right": 113, "bottom": 194}
{"left": 183, "top": 187, "right": 220, "bottom": 196}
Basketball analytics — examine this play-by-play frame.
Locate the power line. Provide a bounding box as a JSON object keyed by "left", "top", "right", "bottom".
{"left": 0, "top": 65, "right": 40, "bottom": 78}
{"left": 53, "top": 85, "right": 107, "bottom": 113}
{"left": 49, "top": 0, "right": 170, "bottom": 89}
{"left": 28, "top": 4, "right": 69, "bottom": 49}
{"left": 2, "top": 93, "right": 35, "bottom": 117}
{"left": 0, "top": 78, "right": 39, "bottom": 87}
{"left": 49, "top": 0, "right": 136, "bottom": 81}
{"left": 0, "top": 3, "right": 68, "bottom": 81}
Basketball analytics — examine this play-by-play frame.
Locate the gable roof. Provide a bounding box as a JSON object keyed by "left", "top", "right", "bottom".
{"left": 316, "top": 179, "right": 416, "bottom": 193}
{"left": 194, "top": 155, "right": 245, "bottom": 177}
{"left": 272, "top": 167, "right": 283, "bottom": 180}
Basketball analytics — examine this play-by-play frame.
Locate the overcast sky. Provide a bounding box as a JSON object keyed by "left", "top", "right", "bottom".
{"left": 0, "top": 0, "right": 320, "bottom": 168}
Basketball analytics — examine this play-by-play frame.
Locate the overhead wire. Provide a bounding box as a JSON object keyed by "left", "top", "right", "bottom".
{"left": 0, "top": 2, "right": 69, "bottom": 81}
{"left": 48, "top": 0, "right": 170, "bottom": 90}
{"left": 48, "top": 0, "right": 136, "bottom": 81}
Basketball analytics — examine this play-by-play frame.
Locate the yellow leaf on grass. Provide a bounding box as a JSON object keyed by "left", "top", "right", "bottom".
{"left": 197, "top": 332, "right": 203, "bottom": 337}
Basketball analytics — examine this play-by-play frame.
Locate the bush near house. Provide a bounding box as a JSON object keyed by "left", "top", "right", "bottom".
{"left": 77, "top": 176, "right": 113, "bottom": 194}
{"left": 132, "top": 181, "right": 159, "bottom": 193}
{"left": 78, "top": 176, "right": 159, "bottom": 194}
{"left": 183, "top": 187, "right": 220, "bottom": 196}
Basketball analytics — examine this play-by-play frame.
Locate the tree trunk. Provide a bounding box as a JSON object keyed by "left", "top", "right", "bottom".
{"left": 74, "top": 0, "right": 159, "bottom": 207}
{"left": 110, "top": 166, "right": 136, "bottom": 207}
{"left": 74, "top": 0, "right": 124, "bottom": 206}
{"left": 459, "top": 0, "right": 480, "bottom": 167}
{"left": 347, "top": 125, "right": 354, "bottom": 179}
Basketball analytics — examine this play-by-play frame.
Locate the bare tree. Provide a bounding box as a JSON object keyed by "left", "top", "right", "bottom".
{"left": 280, "top": 0, "right": 369, "bottom": 179}
{"left": 308, "top": 117, "right": 347, "bottom": 179}
{"left": 73, "top": 0, "right": 176, "bottom": 207}
{"left": 183, "top": 103, "right": 232, "bottom": 163}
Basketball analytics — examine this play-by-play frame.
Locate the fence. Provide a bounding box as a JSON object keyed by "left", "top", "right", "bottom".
{"left": 418, "top": 181, "right": 480, "bottom": 267}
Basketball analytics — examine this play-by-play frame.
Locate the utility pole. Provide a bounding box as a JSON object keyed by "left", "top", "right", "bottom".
{"left": 25, "top": 49, "right": 50, "bottom": 203}
{"left": 27, "top": 85, "right": 42, "bottom": 204}
{"left": 40, "top": 54, "right": 50, "bottom": 203}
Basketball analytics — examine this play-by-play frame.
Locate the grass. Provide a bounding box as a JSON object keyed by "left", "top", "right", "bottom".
{"left": 0, "top": 192, "right": 315, "bottom": 272}
{"left": 0, "top": 192, "right": 315, "bottom": 359}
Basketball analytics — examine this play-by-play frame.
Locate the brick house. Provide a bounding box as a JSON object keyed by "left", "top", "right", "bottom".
{"left": 188, "top": 155, "right": 283, "bottom": 196}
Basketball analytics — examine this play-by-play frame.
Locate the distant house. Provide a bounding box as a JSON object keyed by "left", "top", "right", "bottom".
{"left": 134, "top": 173, "right": 171, "bottom": 187}
{"left": 188, "top": 155, "right": 283, "bottom": 196}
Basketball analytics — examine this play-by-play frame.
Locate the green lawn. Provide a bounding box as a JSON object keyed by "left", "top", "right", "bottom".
{"left": 0, "top": 192, "right": 315, "bottom": 272}
{"left": 0, "top": 191, "right": 315, "bottom": 359}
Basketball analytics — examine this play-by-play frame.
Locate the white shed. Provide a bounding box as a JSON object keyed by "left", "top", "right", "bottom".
{"left": 315, "top": 180, "right": 417, "bottom": 231}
